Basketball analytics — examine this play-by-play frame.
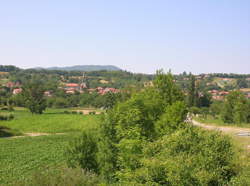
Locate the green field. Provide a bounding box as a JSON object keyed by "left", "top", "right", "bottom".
{"left": 195, "top": 115, "right": 250, "bottom": 128}
{"left": 0, "top": 108, "right": 101, "bottom": 185}
{"left": 0, "top": 108, "right": 101, "bottom": 133}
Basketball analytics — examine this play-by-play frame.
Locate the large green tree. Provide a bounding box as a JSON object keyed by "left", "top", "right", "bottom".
{"left": 221, "top": 91, "right": 250, "bottom": 123}
{"left": 187, "top": 74, "right": 197, "bottom": 107}
{"left": 22, "top": 79, "right": 47, "bottom": 114}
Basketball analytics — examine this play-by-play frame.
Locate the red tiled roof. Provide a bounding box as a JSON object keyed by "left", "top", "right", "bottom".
{"left": 65, "top": 83, "right": 79, "bottom": 87}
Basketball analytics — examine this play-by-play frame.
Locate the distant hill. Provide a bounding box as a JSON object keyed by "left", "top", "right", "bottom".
{"left": 37, "top": 65, "right": 122, "bottom": 72}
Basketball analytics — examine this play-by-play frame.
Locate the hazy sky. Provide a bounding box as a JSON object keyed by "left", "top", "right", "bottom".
{"left": 0, "top": 0, "right": 249, "bottom": 74}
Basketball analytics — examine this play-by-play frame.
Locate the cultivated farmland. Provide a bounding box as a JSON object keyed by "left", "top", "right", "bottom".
{"left": 0, "top": 108, "right": 101, "bottom": 185}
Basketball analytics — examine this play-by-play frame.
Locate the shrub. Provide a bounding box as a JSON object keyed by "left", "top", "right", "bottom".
{"left": 8, "top": 105, "right": 15, "bottom": 111}
{"left": 8, "top": 114, "right": 14, "bottom": 120}
{"left": 121, "top": 127, "right": 237, "bottom": 185}
{"left": 63, "top": 110, "right": 70, "bottom": 114}
{"left": 155, "top": 101, "right": 187, "bottom": 136}
{"left": 89, "top": 111, "right": 96, "bottom": 115}
{"left": 65, "top": 131, "right": 99, "bottom": 174}
{"left": 0, "top": 114, "right": 14, "bottom": 121}
{"left": 0, "top": 115, "right": 8, "bottom": 120}
{"left": 71, "top": 111, "right": 77, "bottom": 114}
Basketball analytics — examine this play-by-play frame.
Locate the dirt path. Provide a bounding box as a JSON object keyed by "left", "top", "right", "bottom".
{"left": 2, "top": 132, "right": 65, "bottom": 139}
{"left": 192, "top": 119, "right": 250, "bottom": 149}
{"left": 192, "top": 120, "right": 250, "bottom": 134}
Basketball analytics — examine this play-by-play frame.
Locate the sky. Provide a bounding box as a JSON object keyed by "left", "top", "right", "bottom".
{"left": 0, "top": 0, "right": 249, "bottom": 74}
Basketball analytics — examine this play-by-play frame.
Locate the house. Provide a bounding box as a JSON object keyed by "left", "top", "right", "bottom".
{"left": 98, "top": 87, "right": 119, "bottom": 95}
{"left": 247, "top": 93, "right": 250, "bottom": 99}
{"left": 208, "top": 90, "right": 219, "bottom": 95}
{"left": 66, "top": 90, "right": 76, "bottom": 94}
{"left": 64, "top": 83, "right": 87, "bottom": 93}
{"left": 44, "top": 91, "right": 52, "bottom": 97}
{"left": 219, "top": 91, "right": 229, "bottom": 96}
{"left": 13, "top": 88, "right": 22, "bottom": 95}
{"left": 5, "top": 82, "right": 15, "bottom": 88}
{"left": 88, "top": 88, "right": 96, "bottom": 93}
{"left": 5, "top": 81, "right": 21, "bottom": 88}
{"left": 65, "top": 83, "right": 79, "bottom": 89}
{"left": 212, "top": 95, "right": 224, "bottom": 101}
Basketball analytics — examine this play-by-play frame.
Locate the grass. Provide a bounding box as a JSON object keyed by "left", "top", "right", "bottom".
{"left": 0, "top": 108, "right": 101, "bottom": 133}
{"left": 0, "top": 108, "right": 101, "bottom": 185}
{"left": 0, "top": 135, "right": 72, "bottom": 185}
{"left": 194, "top": 115, "right": 250, "bottom": 128}
{"left": 229, "top": 135, "right": 250, "bottom": 185}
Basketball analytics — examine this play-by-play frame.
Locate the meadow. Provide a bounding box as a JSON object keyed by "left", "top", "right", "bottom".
{"left": 195, "top": 115, "right": 250, "bottom": 128}
{"left": 0, "top": 108, "right": 101, "bottom": 133}
{"left": 0, "top": 108, "right": 101, "bottom": 185}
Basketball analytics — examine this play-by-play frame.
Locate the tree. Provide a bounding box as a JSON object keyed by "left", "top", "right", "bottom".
{"left": 22, "top": 80, "right": 47, "bottom": 114}
{"left": 198, "top": 92, "right": 212, "bottom": 107}
{"left": 187, "top": 74, "right": 196, "bottom": 107}
{"left": 153, "top": 69, "right": 184, "bottom": 106}
{"left": 221, "top": 91, "right": 249, "bottom": 124}
{"left": 237, "top": 78, "right": 248, "bottom": 89}
{"left": 66, "top": 130, "right": 99, "bottom": 173}
{"left": 209, "top": 101, "right": 222, "bottom": 118}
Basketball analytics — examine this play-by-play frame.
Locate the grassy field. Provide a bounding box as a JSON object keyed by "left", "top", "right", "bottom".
{"left": 195, "top": 115, "right": 250, "bottom": 128}
{"left": 0, "top": 108, "right": 101, "bottom": 185}
{"left": 0, "top": 135, "right": 71, "bottom": 185}
{"left": 0, "top": 108, "right": 101, "bottom": 133}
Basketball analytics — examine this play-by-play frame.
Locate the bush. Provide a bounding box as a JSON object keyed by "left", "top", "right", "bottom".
{"left": 71, "top": 111, "right": 77, "bottom": 114}
{"left": 8, "top": 114, "right": 14, "bottom": 120}
{"left": 63, "top": 110, "right": 70, "bottom": 114}
{"left": 89, "top": 111, "right": 96, "bottom": 115}
{"left": 117, "top": 127, "right": 237, "bottom": 185}
{"left": 0, "top": 126, "right": 21, "bottom": 137}
{"left": 0, "top": 114, "right": 14, "bottom": 121}
{"left": 65, "top": 131, "right": 99, "bottom": 174}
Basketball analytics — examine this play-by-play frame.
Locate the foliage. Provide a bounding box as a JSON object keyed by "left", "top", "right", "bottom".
{"left": 155, "top": 101, "right": 187, "bottom": 136}
{"left": 0, "top": 125, "right": 21, "bottom": 137}
{"left": 66, "top": 70, "right": 238, "bottom": 185}
{"left": 187, "top": 74, "right": 197, "bottom": 107}
{"left": 189, "top": 106, "right": 200, "bottom": 115}
{"left": 221, "top": 91, "right": 250, "bottom": 124}
{"left": 153, "top": 69, "right": 184, "bottom": 106}
{"left": 66, "top": 131, "right": 99, "bottom": 173}
{"left": 132, "top": 127, "right": 237, "bottom": 186}
{"left": 0, "top": 113, "right": 14, "bottom": 121}
{"left": 21, "top": 79, "right": 47, "bottom": 114}
{"left": 209, "top": 101, "right": 223, "bottom": 118}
